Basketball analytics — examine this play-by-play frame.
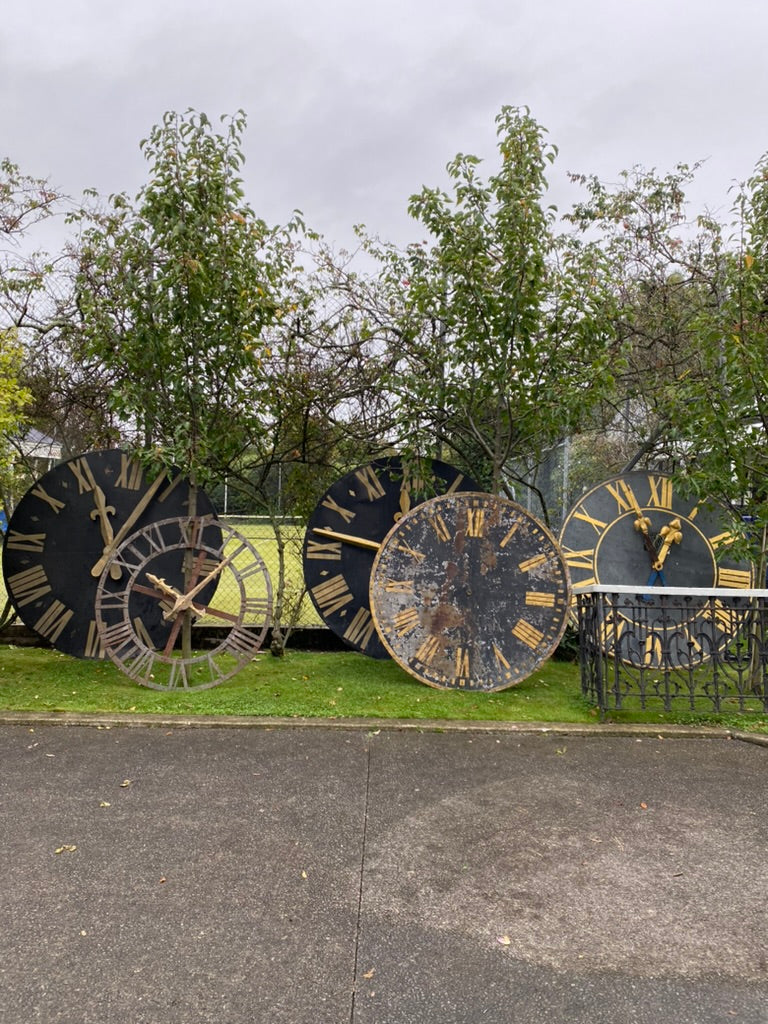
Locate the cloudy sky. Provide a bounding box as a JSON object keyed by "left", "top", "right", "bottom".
{"left": 3, "top": 0, "right": 768, "bottom": 252}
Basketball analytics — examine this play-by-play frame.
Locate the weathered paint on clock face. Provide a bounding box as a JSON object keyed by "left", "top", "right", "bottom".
{"left": 302, "top": 457, "right": 478, "bottom": 659}
{"left": 369, "top": 492, "right": 571, "bottom": 691}
{"left": 2, "top": 449, "right": 218, "bottom": 659}
{"left": 559, "top": 471, "right": 754, "bottom": 665}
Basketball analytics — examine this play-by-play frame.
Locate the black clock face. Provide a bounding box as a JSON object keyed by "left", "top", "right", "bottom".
{"left": 559, "top": 471, "right": 754, "bottom": 665}
{"left": 2, "top": 449, "right": 218, "bottom": 658}
{"left": 303, "top": 457, "right": 479, "bottom": 659}
{"left": 369, "top": 492, "right": 571, "bottom": 691}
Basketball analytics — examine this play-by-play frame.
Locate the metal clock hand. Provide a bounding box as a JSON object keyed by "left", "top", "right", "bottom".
{"left": 312, "top": 527, "right": 381, "bottom": 551}
{"left": 145, "top": 573, "right": 207, "bottom": 619}
{"left": 90, "top": 485, "right": 121, "bottom": 580}
{"left": 646, "top": 519, "right": 682, "bottom": 586}
{"left": 90, "top": 471, "right": 181, "bottom": 578}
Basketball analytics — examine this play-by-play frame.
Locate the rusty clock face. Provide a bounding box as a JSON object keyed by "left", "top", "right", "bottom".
{"left": 369, "top": 492, "right": 571, "bottom": 691}
{"left": 302, "top": 457, "right": 478, "bottom": 659}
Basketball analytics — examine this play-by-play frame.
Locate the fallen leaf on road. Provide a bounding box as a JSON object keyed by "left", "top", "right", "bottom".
{"left": 497, "top": 935, "right": 511, "bottom": 946}
{"left": 55, "top": 845, "right": 77, "bottom": 854}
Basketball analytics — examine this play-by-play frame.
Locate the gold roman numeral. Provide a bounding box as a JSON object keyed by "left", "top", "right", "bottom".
{"left": 717, "top": 567, "right": 752, "bottom": 588}
{"left": 7, "top": 564, "right": 52, "bottom": 606}
{"left": 414, "top": 634, "right": 441, "bottom": 665}
{"left": 30, "top": 484, "right": 65, "bottom": 514}
{"left": 393, "top": 541, "right": 425, "bottom": 562}
{"left": 454, "top": 647, "right": 470, "bottom": 681}
{"left": 343, "top": 607, "right": 377, "bottom": 650}
{"left": 647, "top": 475, "right": 673, "bottom": 509}
{"left": 84, "top": 620, "right": 104, "bottom": 658}
{"left": 512, "top": 619, "right": 544, "bottom": 650}
{"left": 33, "top": 600, "right": 74, "bottom": 643}
{"left": 571, "top": 504, "right": 607, "bottom": 535}
{"left": 429, "top": 514, "right": 451, "bottom": 542}
{"left": 383, "top": 578, "right": 415, "bottom": 594}
{"left": 519, "top": 553, "right": 548, "bottom": 572}
{"left": 311, "top": 574, "right": 355, "bottom": 615}
{"left": 562, "top": 546, "right": 595, "bottom": 571}
{"left": 355, "top": 465, "right": 386, "bottom": 501}
{"left": 67, "top": 456, "right": 97, "bottom": 493}
{"left": 321, "top": 495, "right": 356, "bottom": 524}
{"left": 305, "top": 539, "right": 342, "bottom": 560}
{"left": 466, "top": 506, "right": 485, "bottom": 538}
{"left": 116, "top": 454, "right": 144, "bottom": 490}
{"left": 6, "top": 530, "right": 46, "bottom": 552}
{"left": 526, "top": 591, "right": 556, "bottom": 607}
{"left": 605, "top": 479, "right": 639, "bottom": 515}
{"left": 709, "top": 531, "right": 736, "bottom": 551}
{"left": 500, "top": 523, "right": 520, "bottom": 548}
{"left": 394, "top": 607, "right": 420, "bottom": 636}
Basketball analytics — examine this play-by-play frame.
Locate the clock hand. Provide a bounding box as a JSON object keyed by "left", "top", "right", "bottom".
{"left": 395, "top": 484, "right": 411, "bottom": 521}
{"left": 90, "top": 470, "right": 181, "bottom": 578}
{"left": 89, "top": 486, "right": 122, "bottom": 580}
{"left": 646, "top": 519, "right": 682, "bottom": 586}
{"left": 312, "top": 527, "right": 381, "bottom": 551}
{"left": 632, "top": 510, "right": 661, "bottom": 567}
{"left": 145, "top": 573, "right": 207, "bottom": 620}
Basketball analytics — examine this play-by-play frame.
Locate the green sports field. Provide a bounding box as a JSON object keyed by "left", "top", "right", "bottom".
{"left": 0, "top": 517, "right": 322, "bottom": 631}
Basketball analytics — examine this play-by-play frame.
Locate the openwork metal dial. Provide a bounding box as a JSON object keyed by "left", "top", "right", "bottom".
{"left": 95, "top": 515, "right": 272, "bottom": 690}
{"left": 369, "top": 492, "right": 571, "bottom": 691}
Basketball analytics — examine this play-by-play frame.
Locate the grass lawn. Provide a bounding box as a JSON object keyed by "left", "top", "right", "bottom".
{"left": 1, "top": 644, "right": 767, "bottom": 732}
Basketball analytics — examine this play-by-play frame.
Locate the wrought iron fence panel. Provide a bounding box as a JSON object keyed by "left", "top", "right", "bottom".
{"left": 577, "top": 586, "right": 768, "bottom": 716}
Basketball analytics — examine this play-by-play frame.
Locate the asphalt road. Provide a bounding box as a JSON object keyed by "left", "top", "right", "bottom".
{"left": 1, "top": 719, "right": 766, "bottom": 1023}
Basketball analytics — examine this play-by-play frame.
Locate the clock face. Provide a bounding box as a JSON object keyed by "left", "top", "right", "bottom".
{"left": 2, "top": 449, "right": 217, "bottom": 658}
{"left": 559, "top": 471, "right": 754, "bottom": 665}
{"left": 95, "top": 515, "right": 271, "bottom": 690}
{"left": 369, "top": 492, "right": 571, "bottom": 691}
{"left": 302, "top": 457, "right": 478, "bottom": 659}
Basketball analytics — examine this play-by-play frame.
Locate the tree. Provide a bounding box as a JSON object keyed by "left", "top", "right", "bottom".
{"left": 73, "top": 109, "right": 309, "bottom": 654}
{"left": 664, "top": 157, "right": 768, "bottom": 582}
{"left": 565, "top": 162, "right": 726, "bottom": 475}
{"left": 366, "top": 106, "right": 620, "bottom": 521}
{"left": 74, "top": 109, "right": 302, "bottom": 488}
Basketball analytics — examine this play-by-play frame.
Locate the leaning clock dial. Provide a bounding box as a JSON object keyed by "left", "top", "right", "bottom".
{"left": 369, "top": 492, "right": 571, "bottom": 691}
{"left": 95, "top": 515, "right": 271, "bottom": 690}
{"left": 302, "top": 457, "right": 478, "bottom": 659}
{"left": 2, "top": 449, "right": 218, "bottom": 659}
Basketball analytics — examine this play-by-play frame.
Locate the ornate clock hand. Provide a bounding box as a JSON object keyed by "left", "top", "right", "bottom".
{"left": 145, "top": 572, "right": 206, "bottom": 619}
{"left": 90, "top": 485, "right": 122, "bottom": 580}
{"left": 156, "top": 546, "right": 239, "bottom": 620}
{"left": 90, "top": 470, "right": 181, "bottom": 578}
{"left": 655, "top": 519, "right": 683, "bottom": 568}
{"left": 646, "top": 519, "right": 682, "bottom": 586}
{"left": 312, "top": 527, "right": 381, "bottom": 551}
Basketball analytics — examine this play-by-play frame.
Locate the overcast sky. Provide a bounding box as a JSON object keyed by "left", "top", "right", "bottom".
{"left": 3, "top": 0, "right": 768, "bottom": 252}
